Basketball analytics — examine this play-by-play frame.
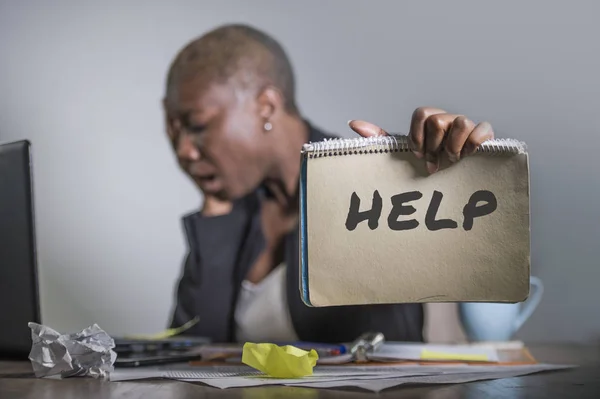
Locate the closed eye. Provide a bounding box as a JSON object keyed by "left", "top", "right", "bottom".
{"left": 186, "top": 124, "right": 206, "bottom": 134}
{"left": 180, "top": 113, "right": 206, "bottom": 134}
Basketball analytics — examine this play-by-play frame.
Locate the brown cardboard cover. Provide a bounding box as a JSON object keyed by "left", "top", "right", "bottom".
{"left": 305, "top": 150, "right": 530, "bottom": 306}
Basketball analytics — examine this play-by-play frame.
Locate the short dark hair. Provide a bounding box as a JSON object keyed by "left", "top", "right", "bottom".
{"left": 166, "top": 24, "right": 298, "bottom": 114}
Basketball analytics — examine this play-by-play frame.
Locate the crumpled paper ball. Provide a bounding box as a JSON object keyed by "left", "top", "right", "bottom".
{"left": 242, "top": 342, "right": 319, "bottom": 378}
{"left": 27, "top": 322, "right": 117, "bottom": 379}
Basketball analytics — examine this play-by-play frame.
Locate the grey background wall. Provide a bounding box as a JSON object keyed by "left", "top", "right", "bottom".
{"left": 0, "top": 0, "right": 598, "bottom": 343}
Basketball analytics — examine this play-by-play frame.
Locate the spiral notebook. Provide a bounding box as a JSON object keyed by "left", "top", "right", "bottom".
{"left": 299, "top": 135, "right": 530, "bottom": 307}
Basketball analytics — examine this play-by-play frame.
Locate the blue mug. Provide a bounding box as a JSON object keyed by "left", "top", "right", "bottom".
{"left": 458, "top": 276, "right": 544, "bottom": 342}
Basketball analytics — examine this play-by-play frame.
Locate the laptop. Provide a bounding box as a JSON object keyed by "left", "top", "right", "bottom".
{"left": 0, "top": 140, "right": 42, "bottom": 359}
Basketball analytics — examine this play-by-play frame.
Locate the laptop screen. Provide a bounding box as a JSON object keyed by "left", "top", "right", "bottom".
{"left": 0, "top": 140, "right": 41, "bottom": 358}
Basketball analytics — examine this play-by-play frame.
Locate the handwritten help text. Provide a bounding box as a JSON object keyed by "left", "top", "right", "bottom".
{"left": 345, "top": 190, "right": 497, "bottom": 231}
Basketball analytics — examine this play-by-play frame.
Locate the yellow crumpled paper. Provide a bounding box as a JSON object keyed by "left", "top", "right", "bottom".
{"left": 242, "top": 342, "right": 319, "bottom": 378}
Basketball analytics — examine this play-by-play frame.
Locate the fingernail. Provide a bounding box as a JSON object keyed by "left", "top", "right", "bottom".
{"left": 426, "top": 161, "right": 438, "bottom": 174}
{"left": 447, "top": 151, "right": 460, "bottom": 163}
{"left": 425, "top": 153, "right": 439, "bottom": 174}
{"left": 347, "top": 120, "right": 354, "bottom": 127}
{"left": 462, "top": 143, "right": 476, "bottom": 157}
{"left": 409, "top": 138, "right": 424, "bottom": 158}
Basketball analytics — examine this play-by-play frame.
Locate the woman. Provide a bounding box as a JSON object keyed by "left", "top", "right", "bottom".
{"left": 164, "top": 24, "right": 494, "bottom": 343}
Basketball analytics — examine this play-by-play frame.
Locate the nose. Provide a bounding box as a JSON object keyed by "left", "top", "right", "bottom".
{"left": 176, "top": 131, "right": 201, "bottom": 161}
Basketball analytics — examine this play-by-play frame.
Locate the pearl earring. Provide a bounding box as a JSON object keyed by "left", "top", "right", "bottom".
{"left": 264, "top": 121, "right": 273, "bottom": 131}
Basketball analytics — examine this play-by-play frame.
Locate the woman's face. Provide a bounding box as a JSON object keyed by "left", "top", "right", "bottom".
{"left": 164, "top": 80, "right": 272, "bottom": 201}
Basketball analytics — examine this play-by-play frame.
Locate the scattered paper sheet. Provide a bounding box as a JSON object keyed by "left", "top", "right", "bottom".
{"left": 181, "top": 372, "right": 431, "bottom": 389}
{"left": 285, "top": 364, "right": 575, "bottom": 392}
{"left": 109, "top": 362, "right": 575, "bottom": 392}
{"left": 109, "top": 364, "right": 426, "bottom": 382}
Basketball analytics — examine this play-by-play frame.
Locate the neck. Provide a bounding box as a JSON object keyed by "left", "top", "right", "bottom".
{"left": 264, "top": 115, "right": 309, "bottom": 212}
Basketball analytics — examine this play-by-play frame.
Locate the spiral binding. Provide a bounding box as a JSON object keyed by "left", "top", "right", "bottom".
{"left": 301, "top": 135, "right": 527, "bottom": 158}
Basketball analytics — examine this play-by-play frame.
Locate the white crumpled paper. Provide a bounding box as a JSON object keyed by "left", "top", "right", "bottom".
{"left": 27, "top": 322, "right": 117, "bottom": 379}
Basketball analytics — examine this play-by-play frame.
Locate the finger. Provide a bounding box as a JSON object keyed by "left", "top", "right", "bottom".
{"left": 424, "top": 113, "right": 461, "bottom": 174}
{"left": 444, "top": 116, "right": 476, "bottom": 162}
{"left": 348, "top": 120, "right": 388, "bottom": 137}
{"left": 409, "top": 107, "right": 447, "bottom": 159}
{"left": 462, "top": 121, "right": 494, "bottom": 157}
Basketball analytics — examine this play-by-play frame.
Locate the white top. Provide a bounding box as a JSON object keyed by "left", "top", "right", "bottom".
{"left": 234, "top": 263, "right": 299, "bottom": 343}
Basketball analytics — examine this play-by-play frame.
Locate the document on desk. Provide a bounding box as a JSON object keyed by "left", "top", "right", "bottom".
{"left": 288, "top": 364, "right": 576, "bottom": 392}
{"left": 109, "top": 363, "right": 575, "bottom": 392}
{"left": 109, "top": 364, "right": 428, "bottom": 382}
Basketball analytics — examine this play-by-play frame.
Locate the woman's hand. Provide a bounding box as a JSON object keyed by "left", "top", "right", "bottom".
{"left": 348, "top": 107, "right": 495, "bottom": 174}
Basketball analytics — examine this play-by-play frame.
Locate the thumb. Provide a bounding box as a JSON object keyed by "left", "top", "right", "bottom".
{"left": 348, "top": 120, "right": 389, "bottom": 137}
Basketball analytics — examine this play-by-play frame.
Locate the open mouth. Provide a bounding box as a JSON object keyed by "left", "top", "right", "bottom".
{"left": 197, "top": 174, "right": 217, "bottom": 183}
{"left": 194, "top": 174, "right": 223, "bottom": 192}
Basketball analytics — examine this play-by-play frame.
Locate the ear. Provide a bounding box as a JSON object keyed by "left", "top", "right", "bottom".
{"left": 256, "top": 85, "right": 284, "bottom": 121}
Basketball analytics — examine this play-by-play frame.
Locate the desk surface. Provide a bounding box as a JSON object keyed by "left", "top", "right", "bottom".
{"left": 1, "top": 344, "right": 599, "bottom": 398}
